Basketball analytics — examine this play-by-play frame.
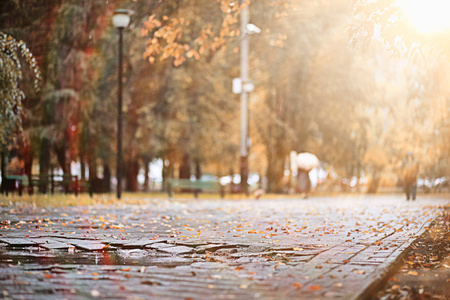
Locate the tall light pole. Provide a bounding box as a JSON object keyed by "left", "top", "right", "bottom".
{"left": 239, "top": 2, "right": 260, "bottom": 196}
{"left": 112, "top": 9, "right": 132, "bottom": 199}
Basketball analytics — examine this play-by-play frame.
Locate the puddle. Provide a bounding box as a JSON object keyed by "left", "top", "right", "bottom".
{"left": 0, "top": 248, "right": 194, "bottom": 267}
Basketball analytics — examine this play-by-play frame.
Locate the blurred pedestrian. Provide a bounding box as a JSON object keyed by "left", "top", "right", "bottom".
{"left": 298, "top": 168, "right": 311, "bottom": 198}
{"left": 402, "top": 151, "right": 419, "bottom": 200}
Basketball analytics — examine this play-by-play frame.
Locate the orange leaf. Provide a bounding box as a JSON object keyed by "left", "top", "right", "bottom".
{"left": 308, "top": 285, "right": 322, "bottom": 291}
{"left": 293, "top": 282, "right": 303, "bottom": 289}
{"left": 389, "top": 277, "right": 398, "bottom": 282}
{"left": 92, "top": 272, "right": 99, "bottom": 276}
{"left": 43, "top": 274, "right": 54, "bottom": 279}
{"left": 408, "top": 271, "right": 418, "bottom": 276}
{"left": 343, "top": 260, "right": 350, "bottom": 263}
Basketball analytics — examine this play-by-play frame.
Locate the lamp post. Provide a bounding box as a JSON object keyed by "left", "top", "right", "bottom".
{"left": 239, "top": 2, "right": 260, "bottom": 196}
{"left": 112, "top": 9, "right": 132, "bottom": 199}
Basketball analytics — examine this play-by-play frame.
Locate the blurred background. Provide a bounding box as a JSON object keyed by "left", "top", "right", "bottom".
{"left": 0, "top": 0, "right": 448, "bottom": 196}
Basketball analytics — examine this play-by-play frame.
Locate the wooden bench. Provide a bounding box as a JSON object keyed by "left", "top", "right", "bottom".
{"left": 1, "top": 174, "right": 91, "bottom": 196}
{"left": 168, "top": 179, "right": 224, "bottom": 198}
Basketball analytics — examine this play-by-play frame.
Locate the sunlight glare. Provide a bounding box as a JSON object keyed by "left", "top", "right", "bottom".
{"left": 396, "top": 0, "right": 450, "bottom": 34}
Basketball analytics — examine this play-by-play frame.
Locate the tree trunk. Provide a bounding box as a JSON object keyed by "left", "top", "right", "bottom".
{"left": 103, "top": 162, "right": 111, "bottom": 193}
{"left": 143, "top": 157, "right": 150, "bottom": 192}
{"left": 266, "top": 150, "right": 287, "bottom": 193}
{"left": 39, "top": 138, "right": 50, "bottom": 193}
{"left": 125, "top": 157, "right": 139, "bottom": 191}
{"left": 195, "top": 159, "right": 201, "bottom": 180}
{"left": 80, "top": 156, "right": 86, "bottom": 181}
{"left": 24, "top": 147, "right": 33, "bottom": 194}
{"left": 54, "top": 144, "right": 69, "bottom": 174}
{"left": 54, "top": 143, "right": 70, "bottom": 193}
{"left": 1, "top": 151, "right": 6, "bottom": 194}
{"left": 179, "top": 153, "right": 190, "bottom": 179}
{"left": 367, "top": 167, "right": 382, "bottom": 194}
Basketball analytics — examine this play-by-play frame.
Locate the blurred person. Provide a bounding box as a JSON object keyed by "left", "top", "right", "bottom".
{"left": 297, "top": 168, "right": 311, "bottom": 198}
{"left": 402, "top": 151, "right": 419, "bottom": 200}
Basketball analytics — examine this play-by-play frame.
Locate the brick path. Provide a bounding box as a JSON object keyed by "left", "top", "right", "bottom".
{"left": 0, "top": 195, "right": 448, "bottom": 299}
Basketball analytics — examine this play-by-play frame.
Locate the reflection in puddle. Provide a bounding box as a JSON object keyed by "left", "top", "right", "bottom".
{"left": 0, "top": 248, "right": 193, "bottom": 267}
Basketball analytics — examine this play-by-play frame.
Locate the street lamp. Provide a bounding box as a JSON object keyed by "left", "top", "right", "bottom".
{"left": 112, "top": 9, "right": 132, "bottom": 199}
{"left": 239, "top": 2, "right": 260, "bottom": 196}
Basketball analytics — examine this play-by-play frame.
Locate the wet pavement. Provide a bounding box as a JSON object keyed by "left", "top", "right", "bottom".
{"left": 0, "top": 195, "right": 448, "bottom": 299}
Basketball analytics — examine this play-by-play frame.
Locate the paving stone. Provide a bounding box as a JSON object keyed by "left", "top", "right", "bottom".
{"left": 121, "top": 238, "right": 166, "bottom": 249}
{"left": 147, "top": 242, "right": 175, "bottom": 250}
{"left": 0, "top": 238, "right": 37, "bottom": 247}
{"left": 157, "top": 245, "right": 193, "bottom": 254}
{"left": 175, "top": 239, "right": 208, "bottom": 247}
{"left": 66, "top": 240, "right": 107, "bottom": 251}
{"left": 37, "top": 241, "right": 72, "bottom": 250}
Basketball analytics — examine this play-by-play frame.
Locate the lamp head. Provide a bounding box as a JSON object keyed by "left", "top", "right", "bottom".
{"left": 112, "top": 9, "right": 134, "bottom": 29}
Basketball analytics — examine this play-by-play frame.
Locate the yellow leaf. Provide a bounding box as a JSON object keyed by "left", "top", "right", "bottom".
{"left": 408, "top": 271, "right": 418, "bottom": 276}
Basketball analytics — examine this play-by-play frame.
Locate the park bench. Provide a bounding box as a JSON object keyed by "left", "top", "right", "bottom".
{"left": 168, "top": 178, "right": 224, "bottom": 198}
{"left": 1, "top": 174, "right": 91, "bottom": 196}
{"left": 1, "top": 175, "right": 28, "bottom": 196}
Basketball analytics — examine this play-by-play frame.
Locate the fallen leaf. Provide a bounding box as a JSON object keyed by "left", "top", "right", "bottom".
{"left": 389, "top": 277, "right": 398, "bottom": 282}
{"left": 408, "top": 271, "right": 418, "bottom": 276}
{"left": 293, "top": 282, "right": 303, "bottom": 289}
{"left": 308, "top": 285, "right": 322, "bottom": 291}
{"left": 43, "top": 274, "right": 53, "bottom": 279}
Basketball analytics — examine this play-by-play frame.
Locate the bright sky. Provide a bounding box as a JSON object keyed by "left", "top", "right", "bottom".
{"left": 396, "top": 0, "right": 450, "bottom": 34}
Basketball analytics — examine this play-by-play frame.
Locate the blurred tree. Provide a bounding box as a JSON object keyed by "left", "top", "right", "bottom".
{"left": 0, "top": 32, "right": 40, "bottom": 148}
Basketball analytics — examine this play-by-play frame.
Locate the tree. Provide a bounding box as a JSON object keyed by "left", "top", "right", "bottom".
{"left": 0, "top": 32, "right": 40, "bottom": 148}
